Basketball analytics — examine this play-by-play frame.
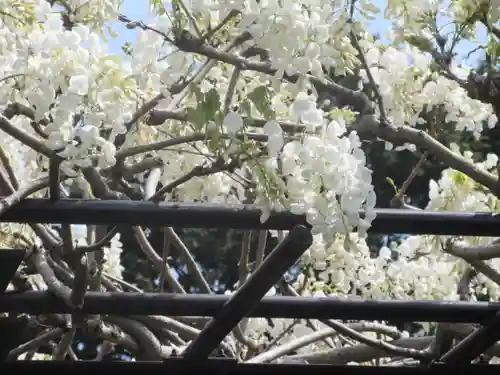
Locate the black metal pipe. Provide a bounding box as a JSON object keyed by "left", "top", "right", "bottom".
{"left": 1, "top": 291, "right": 500, "bottom": 322}
{"left": 182, "top": 225, "right": 313, "bottom": 359}
{"left": 1, "top": 361, "right": 499, "bottom": 375}
{"left": 1, "top": 199, "right": 500, "bottom": 235}
{"left": 0, "top": 249, "right": 26, "bottom": 292}
{"left": 438, "top": 312, "right": 500, "bottom": 364}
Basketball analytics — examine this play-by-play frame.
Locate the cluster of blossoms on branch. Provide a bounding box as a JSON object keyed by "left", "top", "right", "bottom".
{"left": 0, "top": 0, "right": 500, "bottom": 365}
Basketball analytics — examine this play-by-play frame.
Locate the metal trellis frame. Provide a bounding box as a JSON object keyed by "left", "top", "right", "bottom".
{"left": 1, "top": 198, "right": 500, "bottom": 235}
{"left": 2, "top": 360, "right": 500, "bottom": 375}
{"left": 1, "top": 291, "right": 500, "bottom": 322}
{"left": 2, "top": 198, "right": 500, "bottom": 371}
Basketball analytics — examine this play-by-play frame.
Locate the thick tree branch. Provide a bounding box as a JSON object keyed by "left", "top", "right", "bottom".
{"left": 353, "top": 114, "right": 500, "bottom": 195}
{"left": 447, "top": 238, "right": 500, "bottom": 261}
{"left": 142, "top": 29, "right": 500, "bottom": 197}
{"left": 0, "top": 113, "right": 60, "bottom": 160}
{"left": 105, "top": 316, "right": 164, "bottom": 360}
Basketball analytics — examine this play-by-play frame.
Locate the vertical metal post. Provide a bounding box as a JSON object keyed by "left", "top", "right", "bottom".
{"left": 0, "top": 248, "right": 26, "bottom": 292}
{"left": 438, "top": 312, "right": 500, "bottom": 364}
{"left": 181, "top": 225, "right": 313, "bottom": 360}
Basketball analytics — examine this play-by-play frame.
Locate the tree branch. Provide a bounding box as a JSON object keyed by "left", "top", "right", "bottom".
{"left": 447, "top": 238, "right": 500, "bottom": 261}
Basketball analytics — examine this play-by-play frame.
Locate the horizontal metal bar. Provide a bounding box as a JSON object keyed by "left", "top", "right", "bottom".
{"left": 1, "top": 199, "right": 500, "bottom": 235}
{"left": 0, "top": 361, "right": 499, "bottom": 374}
{"left": 1, "top": 292, "right": 499, "bottom": 322}
{"left": 0, "top": 316, "right": 29, "bottom": 360}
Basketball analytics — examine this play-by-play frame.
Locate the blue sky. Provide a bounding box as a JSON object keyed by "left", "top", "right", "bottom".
{"left": 108, "top": 0, "right": 485, "bottom": 64}
{"left": 107, "top": 0, "right": 151, "bottom": 53}
{"left": 108, "top": 0, "right": 391, "bottom": 53}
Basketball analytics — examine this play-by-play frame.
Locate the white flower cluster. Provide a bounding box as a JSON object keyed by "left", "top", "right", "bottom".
{"left": 253, "top": 113, "right": 376, "bottom": 243}
{"left": 294, "top": 145, "right": 500, "bottom": 308}
{"left": 359, "top": 42, "right": 497, "bottom": 138}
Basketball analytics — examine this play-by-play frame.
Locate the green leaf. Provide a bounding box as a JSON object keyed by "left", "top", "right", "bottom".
{"left": 121, "top": 42, "right": 133, "bottom": 56}
{"left": 360, "top": 1, "right": 380, "bottom": 14}
{"left": 485, "top": 36, "right": 500, "bottom": 64}
{"left": 207, "top": 132, "right": 221, "bottom": 153}
{"left": 404, "top": 35, "right": 434, "bottom": 53}
{"left": 150, "top": 0, "right": 162, "bottom": 8}
{"left": 451, "top": 171, "right": 469, "bottom": 186}
{"left": 204, "top": 88, "right": 221, "bottom": 120}
{"left": 186, "top": 107, "right": 206, "bottom": 130}
{"left": 190, "top": 84, "right": 205, "bottom": 103}
{"left": 248, "top": 86, "right": 275, "bottom": 119}
{"left": 240, "top": 99, "right": 253, "bottom": 118}
{"left": 214, "top": 110, "right": 225, "bottom": 126}
{"left": 385, "top": 177, "right": 398, "bottom": 193}
{"left": 358, "top": 9, "right": 377, "bottom": 20}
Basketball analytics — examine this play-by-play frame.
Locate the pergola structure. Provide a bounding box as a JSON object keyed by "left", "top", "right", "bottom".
{"left": 1, "top": 198, "right": 500, "bottom": 374}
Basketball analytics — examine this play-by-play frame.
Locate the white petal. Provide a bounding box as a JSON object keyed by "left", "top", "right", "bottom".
{"left": 223, "top": 112, "right": 244, "bottom": 134}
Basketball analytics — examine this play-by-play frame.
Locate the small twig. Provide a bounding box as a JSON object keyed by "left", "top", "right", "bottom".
{"left": 235, "top": 230, "right": 253, "bottom": 355}
{"left": 93, "top": 341, "right": 114, "bottom": 361}
{"left": 145, "top": 167, "right": 162, "bottom": 200}
{"left": 135, "top": 315, "right": 202, "bottom": 342}
{"left": 67, "top": 346, "right": 78, "bottom": 360}
{"left": 202, "top": 10, "right": 239, "bottom": 42}
{"left": 0, "top": 73, "right": 24, "bottom": 84}
{"left": 149, "top": 158, "right": 240, "bottom": 202}
{"left": 116, "top": 132, "right": 268, "bottom": 160}
{"left": 323, "top": 320, "right": 428, "bottom": 360}
{"left": 118, "top": 14, "right": 174, "bottom": 43}
{"left": 266, "top": 320, "right": 300, "bottom": 349}
{"left": 75, "top": 227, "right": 118, "bottom": 254}
{"left": 49, "top": 159, "right": 61, "bottom": 201}
{"left": 224, "top": 68, "right": 240, "bottom": 115}
{"left": 8, "top": 328, "right": 64, "bottom": 359}
{"left": 82, "top": 167, "right": 123, "bottom": 200}
{"left": 239, "top": 231, "right": 252, "bottom": 285}
{"left": 159, "top": 228, "right": 172, "bottom": 292}
{"left": 122, "top": 157, "right": 164, "bottom": 176}
{"left": 253, "top": 230, "right": 267, "bottom": 271}
{"left": 60, "top": 224, "right": 74, "bottom": 254}
{"left": 288, "top": 336, "right": 435, "bottom": 365}
{"left": 133, "top": 227, "right": 185, "bottom": 293}
{"left": 105, "top": 316, "right": 163, "bottom": 360}
{"left": 146, "top": 108, "right": 303, "bottom": 133}
{"left": 458, "top": 267, "right": 477, "bottom": 301}
{"left": 164, "top": 227, "right": 211, "bottom": 293}
{"left": 279, "top": 280, "right": 335, "bottom": 348}
{"left": 55, "top": 326, "right": 77, "bottom": 360}
{"left": 0, "top": 145, "right": 19, "bottom": 189}
{"left": 467, "top": 259, "right": 500, "bottom": 286}
{"left": 103, "top": 272, "right": 143, "bottom": 292}
{"left": 12, "top": 200, "right": 62, "bottom": 255}
{"left": 46, "top": 256, "right": 74, "bottom": 287}
{"left": 31, "top": 247, "right": 73, "bottom": 305}
{"left": 175, "top": 0, "right": 203, "bottom": 38}
{"left": 390, "top": 152, "right": 429, "bottom": 208}
{"left": 69, "top": 254, "right": 88, "bottom": 309}
{"left": 247, "top": 328, "right": 341, "bottom": 363}
{"left": 349, "top": 30, "right": 387, "bottom": 120}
